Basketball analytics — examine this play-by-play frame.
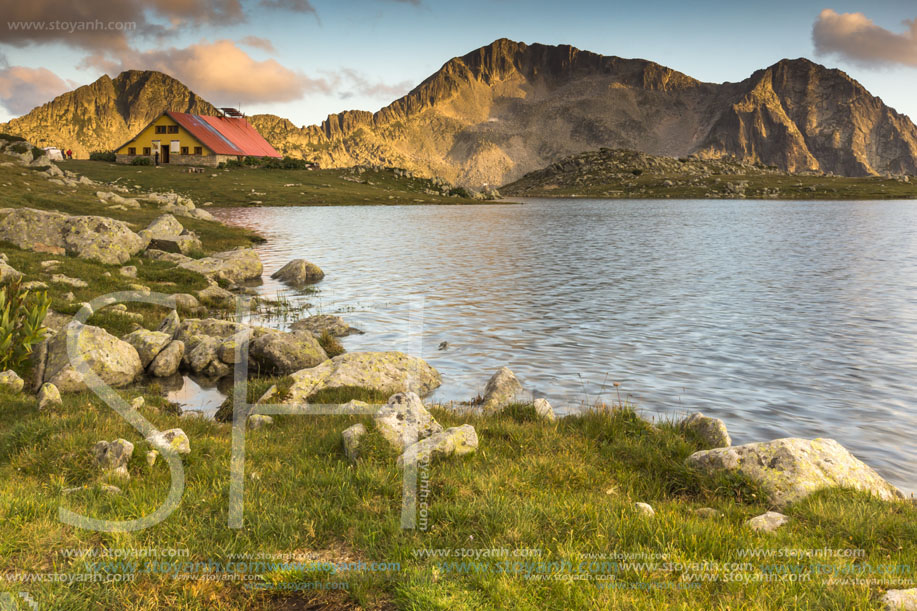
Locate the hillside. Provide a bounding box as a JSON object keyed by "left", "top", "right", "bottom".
{"left": 4, "top": 39, "right": 917, "bottom": 186}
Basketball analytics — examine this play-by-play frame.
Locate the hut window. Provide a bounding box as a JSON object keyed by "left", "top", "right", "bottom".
{"left": 128, "top": 147, "right": 136, "bottom": 155}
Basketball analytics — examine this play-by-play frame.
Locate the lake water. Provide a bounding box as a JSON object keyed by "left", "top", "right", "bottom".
{"left": 212, "top": 199, "right": 917, "bottom": 494}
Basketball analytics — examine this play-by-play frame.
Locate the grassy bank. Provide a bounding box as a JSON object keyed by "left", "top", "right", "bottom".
{"left": 0, "top": 384, "right": 914, "bottom": 609}
{"left": 66, "top": 161, "right": 480, "bottom": 207}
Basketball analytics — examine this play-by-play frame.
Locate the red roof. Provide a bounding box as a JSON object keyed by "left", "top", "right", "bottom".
{"left": 165, "top": 111, "right": 281, "bottom": 157}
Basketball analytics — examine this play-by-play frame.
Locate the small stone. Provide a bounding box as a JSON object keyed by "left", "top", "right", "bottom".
{"left": 37, "top": 382, "right": 61, "bottom": 410}
{"left": 0, "top": 370, "right": 24, "bottom": 393}
{"left": 62, "top": 291, "right": 75, "bottom": 301}
{"left": 0, "top": 260, "right": 22, "bottom": 285}
{"left": 635, "top": 502, "right": 655, "bottom": 516}
{"left": 119, "top": 265, "right": 137, "bottom": 278}
{"left": 746, "top": 511, "right": 789, "bottom": 533}
{"left": 130, "top": 397, "right": 144, "bottom": 410}
{"left": 146, "top": 450, "right": 159, "bottom": 467}
{"left": 146, "top": 428, "right": 190, "bottom": 455}
{"left": 397, "top": 424, "right": 479, "bottom": 468}
{"left": 341, "top": 423, "right": 366, "bottom": 462}
{"left": 881, "top": 589, "right": 917, "bottom": 611}
{"left": 249, "top": 415, "right": 273, "bottom": 430}
{"left": 692, "top": 507, "right": 723, "bottom": 519}
{"left": 533, "top": 397, "right": 556, "bottom": 422}
{"left": 99, "top": 484, "right": 122, "bottom": 495}
{"left": 93, "top": 439, "right": 134, "bottom": 479}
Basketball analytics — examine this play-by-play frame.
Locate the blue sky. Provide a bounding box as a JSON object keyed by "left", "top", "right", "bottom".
{"left": 1, "top": 0, "right": 916, "bottom": 126}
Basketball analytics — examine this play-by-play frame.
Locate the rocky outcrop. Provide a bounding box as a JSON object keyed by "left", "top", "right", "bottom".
{"left": 271, "top": 259, "right": 325, "bottom": 286}
{"left": 156, "top": 248, "right": 263, "bottom": 285}
{"left": 686, "top": 438, "right": 904, "bottom": 507}
{"left": 678, "top": 412, "right": 731, "bottom": 449}
{"left": 42, "top": 324, "right": 143, "bottom": 391}
{"left": 140, "top": 214, "right": 201, "bottom": 255}
{"left": 0, "top": 208, "right": 146, "bottom": 265}
{"left": 284, "top": 352, "right": 442, "bottom": 404}
{"left": 374, "top": 392, "right": 443, "bottom": 452}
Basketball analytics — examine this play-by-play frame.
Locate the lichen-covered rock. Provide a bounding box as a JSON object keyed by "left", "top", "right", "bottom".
{"left": 149, "top": 234, "right": 202, "bottom": 255}
{"left": 179, "top": 248, "right": 263, "bottom": 284}
{"left": 881, "top": 589, "right": 917, "bottom": 611}
{"left": 341, "top": 423, "right": 366, "bottom": 461}
{"left": 44, "top": 324, "right": 143, "bottom": 391}
{"left": 249, "top": 331, "right": 327, "bottom": 375}
{"left": 196, "top": 284, "right": 235, "bottom": 308}
{"left": 158, "top": 310, "right": 180, "bottom": 337}
{"left": 397, "top": 424, "right": 478, "bottom": 468}
{"left": 480, "top": 367, "right": 523, "bottom": 412}
{"left": 176, "top": 318, "right": 249, "bottom": 345}
{"left": 122, "top": 329, "right": 171, "bottom": 367}
{"left": 0, "top": 207, "right": 146, "bottom": 264}
{"left": 284, "top": 352, "right": 442, "bottom": 404}
{"left": 0, "top": 260, "right": 22, "bottom": 285}
{"left": 271, "top": 259, "right": 324, "bottom": 286}
{"left": 746, "top": 511, "right": 789, "bottom": 533}
{"left": 93, "top": 439, "right": 134, "bottom": 479}
{"left": 679, "top": 412, "right": 731, "bottom": 448}
{"left": 375, "top": 392, "right": 443, "bottom": 452}
{"left": 533, "top": 398, "right": 556, "bottom": 422}
{"left": 37, "top": 382, "right": 61, "bottom": 409}
{"left": 172, "top": 293, "right": 200, "bottom": 313}
{"left": 140, "top": 214, "right": 183, "bottom": 241}
{"left": 0, "top": 370, "right": 23, "bottom": 393}
{"left": 148, "top": 340, "right": 184, "bottom": 377}
{"left": 185, "top": 336, "right": 222, "bottom": 375}
{"left": 290, "top": 314, "right": 361, "bottom": 337}
{"left": 146, "top": 428, "right": 190, "bottom": 455}
{"left": 686, "top": 438, "right": 903, "bottom": 507}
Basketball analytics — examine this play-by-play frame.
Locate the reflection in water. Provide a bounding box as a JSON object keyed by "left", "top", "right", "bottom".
{"left": 163, "top": 374, "right": 230, "bottom": 417}
{"left": 213, "top": 199, "right": 917, "bottom": 493}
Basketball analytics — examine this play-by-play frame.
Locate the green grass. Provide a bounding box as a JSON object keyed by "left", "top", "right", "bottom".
{"left": 0, "top": 390, "right": 913, "bottom": 609}
{"left": 66, "top": 161, "right": 481, "bottom": 207}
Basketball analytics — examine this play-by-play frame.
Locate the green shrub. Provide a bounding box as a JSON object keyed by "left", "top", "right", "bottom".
{"left": 0, "top": 280, "right": 50, "bottom": 372}
{"left": 8, "top": 142, "right": 29, "bottom": 154}
{"left": 317, "top": 329, "right": 345, "bottom": 358}
{"left": 224, "top": 159, "right": 244, "bottom": 169}
{"left": 130, "top": 157, "right": 152, "bottom": 166}
{"left": 0, "top": 133, "right": 26, "bottom": 142}
{"left": 262, "top": 156, "right": 313, "bottom": 170}
{"left": 89, "top": 151, "right": 116, "bottom": 162}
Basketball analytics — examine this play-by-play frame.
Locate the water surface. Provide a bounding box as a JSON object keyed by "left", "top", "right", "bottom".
{"left": 213, "top": 199, "right": 917, "bottom": 493}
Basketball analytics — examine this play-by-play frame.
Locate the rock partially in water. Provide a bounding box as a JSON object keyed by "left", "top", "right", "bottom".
{"left": 374, "top": 392, "right": 443, "bottom": 452}
{"left": 0, "top": 370, "right": 23, "bottom": 393}
{"left": 397, "top": 424, "right": 479, "bottom": 468}
{"left": 746, "top": 511, "right": 789, "bottom": 533}
{"left": 0, "top": 207, "right": 146, "bottom": 264}
{"left": 285, "top": 351, "right": 442, "bottom": 404}
{"left": 249, "top": 330, "right": 327, "bottom": 375}
{"left": 290, "top": 314, "right": 361, "bottom": 337}
{"left": 480, "top": 367, "right": 524, "bottom": 412}
{"left": 686, "top": 437, "right": 904, "bottom": 507}
{"left": 43, "top": 324, "right": 143, "bottom": 391}
{"left": 678, "top": 412, "right": 731, "bottom": 448}
{"left": 122, "top": 329, "right": 171, "bottom": 368}
{"left": 148, "top": 340, "right": 184, "bottom": 378}
{"left": 271, "top": 259, "right": 324, "bottom": 286}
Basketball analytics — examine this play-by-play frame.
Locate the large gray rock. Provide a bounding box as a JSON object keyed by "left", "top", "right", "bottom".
{"left": 0, "top": 207, "right": 146, "bottom": 264}
{"left": 184, "top": 336, "right": 222, "bottom": 375}
{"left": 148, "top": 234, "right": 202, "bottom": 255}
{"left": 175, "top": 318, "right": 249, "bottom": 345}
{"left": 249, "top": 331, "right": 327, "bottom": 375}
{"left": 679, "top": 412, "right": 731, "bottom": 448}
{"left": 284, "top": 352, "right": 442, "bottom": 404}
{"left": 0, "top": 370, "right": 23, "bottom": 393}
{"left": 271, "top": 259, "right": 324, "bottom": 286}
{"left": 121, "top": 329, "right": 171, "bottom": 368}
{"left": 43, "top": 324, "right": 143, "bottom": 391}
{"left": 93, "top": 439, "right": 134, "bottom": 479}
{"left": 686, "top": 438, "right": 904, "bottom": 507}
{"left": 375, "top": 392, "right": 443, "bottom": 452}
{"left": 882, "top": 589, "right": 917, "bottom": 611}
{"left": 148, "top": 340, "right": 184, "bottom": 377}
{"left": 480, "top": 367, "right": 524, "bottom": 412}
{"left": 178, "top": 248, "right": 262, "bottom": 284}
{"left": 139, "top": 214, "right": 183, "bottom": 241}
{"left": 290, "top": 314, "right": 361, "bottom": 337}
{"left": 397, "top": 424, "right": 478, "bottom": 468}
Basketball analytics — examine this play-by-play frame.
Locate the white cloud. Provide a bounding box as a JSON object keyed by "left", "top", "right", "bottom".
{"left": 0, "top": 64, "right": 71, "bottom": 115}
{"left": 813, "top": 9, "right": 917, "bottom": 68}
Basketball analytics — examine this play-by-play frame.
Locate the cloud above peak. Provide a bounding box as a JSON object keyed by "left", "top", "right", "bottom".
{"left": 813, "top": 9, "right": 917, "bottom": 68}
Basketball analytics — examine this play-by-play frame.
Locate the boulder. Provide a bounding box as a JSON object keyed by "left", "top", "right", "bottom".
{"left": 480, "top": 367, "right": 523, "bottom": 412}
{"left": 158, "top": 310, "right": 180, "bottom": 337}
{"left": 882, "top": 589, "right": 917, "bottom": 611}
{"left": 0, "top": 260, "right": 22, "bottom": 285}
{"left": 679, "top": 412, "right": 731, "bottom": 448}
{"left": 172, "top": 293, "right": 200, "bottom": 313}
{"left": 290, "top": 314, "right": 361, "bottom": 337}
{"left": 93, "top": 439, "right": 134, "bottom": 479}
{"left": 533, "top": 398, "right": 556, "bottom": 422}
{"left": 0, "top": 370, "right": 23, "bottom": 393}
{"left": 249, "top": 330, "right": 328, "bottom": 375}
{"left": 746, "top": 511, "right": 789, "bottom": 533}
{"left": 37, "top": 382, "right": 61, "bottom": 410}
{"left": 271, "top": 259, "right": 324, "bottom": 286}
{"left": 149, "top": 234, "right": 202, "bottom": 255}
{"left": 121, "top": 329, "right": 171, "bottom": 368}
{"left": 341, "top": 423, "right": 366, "bottom": 462}
{"left": 397, "top": 424, "right": 478, "bottom": 468}
{"left": 43, "top": 324, "right": 143, "bottom": 391}
{"left": 284, "top": 352, "right": 442, "bottom": 404}
{"left": 146, "top": 428, "right": 190, "bottom": 455}
{"left": 374, "top": 392, "right": 443, "bottom": 452}
{"left": 0, "top": 207, "right": 146, "bottom": 264}
{"left": 185, "top": 336, "right": 222, "bottom": 375}
{"left": 196, "top": 284, "right": 235, "bottom": 308}
{"left": 686, "top": 438, "right": 903, "bottom": 507}
{"left": 139, "top": 214, "right": 183, "bottom": 241}
{"left": 176, "top": 318, "right": 249, "bottom": 345}
{"left": 178, "top": 248, "right": 263, "bottom": 284}
{"left": 148, "top": 340, "right": 184, "bottom": 377}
